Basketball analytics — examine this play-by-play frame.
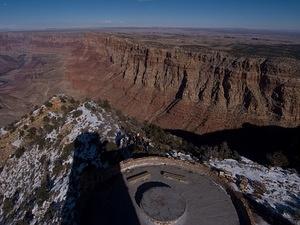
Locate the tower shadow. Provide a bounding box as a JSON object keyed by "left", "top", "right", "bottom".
{"left": 61, "top": 132, "right": 141, "bottom": 225}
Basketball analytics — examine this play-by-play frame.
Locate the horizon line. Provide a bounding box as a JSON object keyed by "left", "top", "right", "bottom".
{"left": 1, "top": 26, "right": 300, "bottom": 34}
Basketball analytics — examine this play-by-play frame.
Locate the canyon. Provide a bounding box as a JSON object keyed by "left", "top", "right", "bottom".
{"left": 0, "top": 29, "right": 299, "bottom": 133}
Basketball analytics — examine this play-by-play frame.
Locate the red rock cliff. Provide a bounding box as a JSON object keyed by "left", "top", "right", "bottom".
{"left": 66, "top": 34, "right": 300, "bottom": 133}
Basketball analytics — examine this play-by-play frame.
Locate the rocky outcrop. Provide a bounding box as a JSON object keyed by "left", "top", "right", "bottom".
{"left": 66, "top": 34, "right": 300, "bottom": 133}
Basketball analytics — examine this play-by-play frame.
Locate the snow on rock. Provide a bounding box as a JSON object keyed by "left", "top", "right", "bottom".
{"left": 0, "top": 99, "right": 122, "bottom": 225}
{"left": 46, "top": 129, "right": 58, "bottom": 142}
{"left": 0, "top": 128, "right": 7, "bottom": 137}
{"left": 167, "top": 150, "right": 198, "bottom": 162}
{"left": 11, "top": 137, "right": 23, "bottom": 148}
{"left": 208, "top": 157, "right": 300, "bottom": 225}
{"left": 32, "top": 105, "right": 46, "bottom": 117}
{"left": 65, "top": 103, "right": 119, "bottom": 143}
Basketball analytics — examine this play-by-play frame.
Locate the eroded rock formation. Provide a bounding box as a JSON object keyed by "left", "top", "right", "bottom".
{"left": 0, "top": 32, "right": 299, "bottom": 133}
{"left": 66, "top": 34, "right": 300, "bottom": 133}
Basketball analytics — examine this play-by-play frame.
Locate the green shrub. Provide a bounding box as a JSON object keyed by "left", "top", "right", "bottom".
{"left": 16, "top": 220, "right": 29, "bottom": 225}
{"left": 52, "top": 160, "right": 64, "bottom": 177}
{"left": 72, "top": 109, "right": 83, "bottom": 118}
{"left": 59, "top": 96, "right": 66, "bottom": 103}
{"left": 98, "top": 99, "right": 111, "bottom": 110}
{"left": 44, "top": 124, "right": 54, "bottom": 133}
{"left": 267, "top": 151, "right": 289, "bottom": 167}
{"left": 116, "top": 109, "right": 126, "bottom": 120}
{"left": 40, "top": 155, "right": 47, "bottom": 166}
{"left": 43, "top": 115, "right": 50, "bottom": 123}
{"left": 3, "top": 197, "right": 14, "bottom": 215}
{"left": 142, "top": 123, "right": 168, "bottom": 144}
{"left": 27, "top": 127, "right": 37, "bottom": 139}
{"left": 105, "top": 142, "right": 118, "bottom": 152}
{"left": 61, "top": 105, "right": 68, "bottom": 113}
{"left": 36, "top": 182, "right": 50, "bottom": 206}
{"left": 69, "top": 97, "right": 76, "bottom": 104}
{"left": 84, "top": 102, "right": 96, "bottom": 112}
{"left": 15, "top": 147, "right": 26, "bottom": 159}
{"left": 42, "top": 203, "right": 57, "bottom": 222}
{"left": 44, "top": 101, "right": 53, "bottom": 108}
{"left": 35, "top": 135, "right": 47, "bottom": 149}
{"left": 19, "top": 129, "right": 25, "bottom": 137}
{"left": 6, "top": 122, "right": 16, "bottom": 132}
{"left": 61, "top": 143, "right": 74, "bottom": 160}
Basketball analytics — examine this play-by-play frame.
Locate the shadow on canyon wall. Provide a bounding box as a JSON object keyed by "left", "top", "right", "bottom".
{"left": 166, "top": 123, "right": 300, "bottom": 172}
{"left": 61, "top": 132, "right": 141, "bottom": 225}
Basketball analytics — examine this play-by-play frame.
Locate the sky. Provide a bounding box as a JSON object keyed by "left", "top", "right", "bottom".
{"left": 0, "top": 0, "right": 300, "bottom": 31}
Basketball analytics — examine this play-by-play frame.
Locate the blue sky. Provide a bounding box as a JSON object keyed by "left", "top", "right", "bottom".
{"left": 0, "top": 0, "right": 300, "bottom": 30}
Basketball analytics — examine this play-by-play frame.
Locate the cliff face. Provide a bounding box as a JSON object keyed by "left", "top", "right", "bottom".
{"left": 0, "top": 32, "right": 299, "bottom": 133}
{"left": 66, "top": 34, "right": 300, "bottom": 133}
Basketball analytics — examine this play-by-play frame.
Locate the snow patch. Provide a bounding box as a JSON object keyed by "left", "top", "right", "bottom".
{"left": 0, "top": 128, "right": 8, "bottom": 137}
{"left": 208, "top": 157, "right": 300, "bottom": 224}
{"left": 11, "top": 137, "right": 23, "bottom": 148}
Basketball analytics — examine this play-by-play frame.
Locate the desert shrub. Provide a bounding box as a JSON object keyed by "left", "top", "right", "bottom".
{"left": 67, "top": 105, "right": 76, "bottom": 112}
{"left": 27, "top": 127, "right": 37, "bottom": 139}
{"left": 35, "top": 135, "right": 47, "bottom": 149}
{"left": 44, "top": 123, "right": 54, "bottom": 133}
{"left": 17, "top": 210, "right": 33, "bottom": 225}
{"left": 36, "top": 181, "right": 49, "bottom": 206}
{"left": 21, "top": 114, "right": 29, "bottom": 120}
{"left": 105, "top": 142, "right": 118, "bottom": 152}
{"left": 61, "top": 105, "right": 68, "bottom": 113}
{"left": 116, "top": 109, "right": 126, "bottom": 120}
{"left": 98, "top": 99, "right": 111, "bottom": 110}
{"left": 51, "top": 116, "right": 66, "bottom": 128}
{"left": 295, "top": 209, "right": 300, "bottom": 220}
{"left": 23, "top": 124, "right": 28, "bottom": 130}
{"left": 30, "top": 116, "right": 35, "bottom": 123}
{"left": 19, "top": 129, "right": 25, "bottom": 137}
{"left": 56, "top": 134, "right": 63, "bottom": 143}
{"left": 16, "top": 220, "right": 29, "bottom": 225}
{"left": 59, "top": 96, "right": 66, "bottom": 103}
{"left": 267, "top": 151, "right": 289, "bottom": 167}
{"left": 128, "top": 144, "right": 143, "bottom": 153}
{"left": 196, "top": 142, "right": 240, "bottom": 161}
{"left": 40, "top": 154, "right": 47, "bottom": 165}
{"left": 3, "top": 197, "right": 14, "bottom": 215}
{"left": 143, "top": 123, "right": 169, "bottom": 144}
{"left": 52, "top": 160, "right": 64, "bottom": 177}
{"left": 43, "top": 115, "right": 50, "bottom": 123}
{"left": 61, "top": 143, "right": 74, "bottom": 160}
{"left": 15, "top": 147, "right": 26, "bottom": 159}
{"left": 69, "top": 97, "right": 76, "bottom": 104}
{"left": 6, "top": 122, "right": 16, "bottom": 132}
{"left": 44, "top": 101, "right": 53, "bottom": 108}
{"left": 84, "top": 102, "right": 92, "bottom": 110}
{"left": 217, "top": 142, "right": 240, "bottom": 160}
{"left": 72, "top": 109, "right": 83, "bottom": 118}
{"left": 42, "top": 202, "right": 58, "bottom": 222}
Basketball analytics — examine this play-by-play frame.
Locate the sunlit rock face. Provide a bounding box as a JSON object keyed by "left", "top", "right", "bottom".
{"left": 0, "top": 32, "right": 299, "bottom": 133}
